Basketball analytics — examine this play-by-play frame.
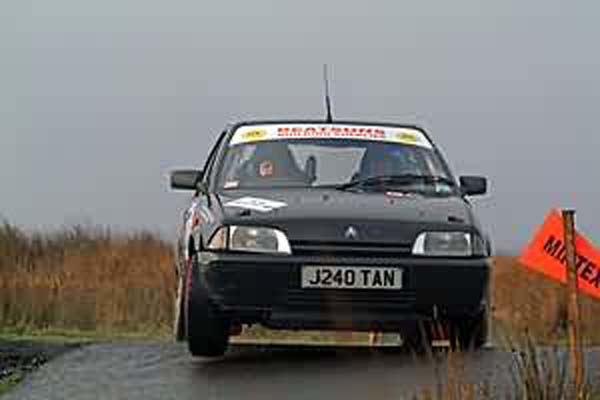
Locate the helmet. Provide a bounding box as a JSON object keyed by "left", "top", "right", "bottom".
{"left": 359, "top": 143, "right": 419, "bottom": 178}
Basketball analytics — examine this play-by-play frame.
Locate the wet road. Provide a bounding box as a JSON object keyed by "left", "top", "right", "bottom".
{"left": 4, "top": 342, "right": 600, "bottom": 400}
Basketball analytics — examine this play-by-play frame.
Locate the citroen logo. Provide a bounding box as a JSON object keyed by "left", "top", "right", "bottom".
{"left": 344, "top": 226, "right": 359, "bottom": 240}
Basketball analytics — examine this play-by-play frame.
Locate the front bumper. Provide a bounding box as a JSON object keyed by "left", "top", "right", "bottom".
{"left": 193, "top": 252, "right": 490, "bottom": 331}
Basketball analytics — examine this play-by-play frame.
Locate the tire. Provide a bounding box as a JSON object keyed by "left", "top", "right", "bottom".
{"left": 187, "top": 292, "right": 230, "bottom": 357}
{"left": 451, "top": 311, "right": 488, "bottom": 350}
{"left": 186, "top": 254, "right": 230, "bottom": 357}
{"left": 401, "top": 322, "right": 432, "bottom": 354}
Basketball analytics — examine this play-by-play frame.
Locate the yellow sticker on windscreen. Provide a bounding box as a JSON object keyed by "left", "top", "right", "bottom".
{"left": 240, "top": 128, "right": 267, "bottom": 142}
{"left": 394, "top": 130, "right": 419, "bottom": 145}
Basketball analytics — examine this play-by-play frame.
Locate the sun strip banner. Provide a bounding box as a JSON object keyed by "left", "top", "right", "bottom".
{"left": 229, "top": 124, "right": 433, "bottom": 149}
{"left": 519, "top": 208, "right": 600, "bottom": 298}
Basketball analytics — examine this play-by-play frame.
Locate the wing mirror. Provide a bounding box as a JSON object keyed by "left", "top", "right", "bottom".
{"left": 170, "top": 169, "right": 206, "bottom": 193}
{"left": 459, "top": 176, "right": 487, "bottom": 196}
{"left": 305, "top": 156, "right": 317, "bottom": 183}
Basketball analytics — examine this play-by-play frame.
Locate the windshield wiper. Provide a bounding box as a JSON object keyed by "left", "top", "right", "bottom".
{"left": 335, "top": 174, "right": 455, "bottom": 191}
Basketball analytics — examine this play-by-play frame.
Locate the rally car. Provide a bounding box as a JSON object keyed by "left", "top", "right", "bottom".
{"left": 169, "top": 120, "right": 491, "bottom": 357}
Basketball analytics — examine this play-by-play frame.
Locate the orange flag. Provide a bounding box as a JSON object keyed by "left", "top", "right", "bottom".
{"left": 519, "top": 209, "right": 600, "bottom": 299}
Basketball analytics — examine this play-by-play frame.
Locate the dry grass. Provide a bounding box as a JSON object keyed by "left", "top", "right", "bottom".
{"left": 413, "top": 350, "right": 492, "bottom": 400}
{"left": 505, "top": 335, "right": 591, "bottom": 400}
{"left": 492, "top": 256, "right": 600, "bottom": 345}
{"left": 412, "top": 341, "right": 596, "bottom": 400}
{"left": 0, "top": 222, "right": 175, "bottom": 336}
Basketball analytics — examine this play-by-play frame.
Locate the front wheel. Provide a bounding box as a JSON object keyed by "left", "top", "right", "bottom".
{"left": 401, "top": 322, "right": 433, "bottom": 354}
{"left": 451, "top": 311, "right": 488, "bottom": 350}
{"left": 186, "top": 255, "right": 230, "bottom": 357}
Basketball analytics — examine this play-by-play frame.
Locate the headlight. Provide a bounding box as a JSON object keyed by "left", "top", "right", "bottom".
{"left": 207, "top": 226, "right": 291, "bottom": 255}
{"left": 412, "top": 232, "right": 485, "bottom": 257}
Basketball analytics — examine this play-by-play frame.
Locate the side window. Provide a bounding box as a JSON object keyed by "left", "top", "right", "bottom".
{"left": 220, "top": 144, "right": 257, "bottom": 185}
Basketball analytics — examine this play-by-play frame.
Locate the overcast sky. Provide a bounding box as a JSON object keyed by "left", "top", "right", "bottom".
{"left": 2, "top": 0, "right": 599, "bottom": 251}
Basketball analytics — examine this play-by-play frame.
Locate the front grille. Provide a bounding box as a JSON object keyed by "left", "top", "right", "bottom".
{"left": 290, "top": 240, "right": 412, "bottom": 258}
{"left": 284, "top": 288, "right": 417, "bottom": 309}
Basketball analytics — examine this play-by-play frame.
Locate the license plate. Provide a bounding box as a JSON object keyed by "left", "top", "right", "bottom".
{"left": 301, "top": 266, "right": 403, "bottom": 290}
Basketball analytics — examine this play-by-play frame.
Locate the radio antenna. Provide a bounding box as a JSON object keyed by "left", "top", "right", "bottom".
{"left": 323, "top": 64, "right": 333, "bottom": 122}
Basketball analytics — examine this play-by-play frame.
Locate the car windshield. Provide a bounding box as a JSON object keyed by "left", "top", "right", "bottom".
{"left": 216, "top": 124, "right": 455, "bottom": 194}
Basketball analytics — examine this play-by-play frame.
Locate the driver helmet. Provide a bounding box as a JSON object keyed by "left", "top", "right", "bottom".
{"left": 360, "top": 143, "right": 418, "bottom": 178}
